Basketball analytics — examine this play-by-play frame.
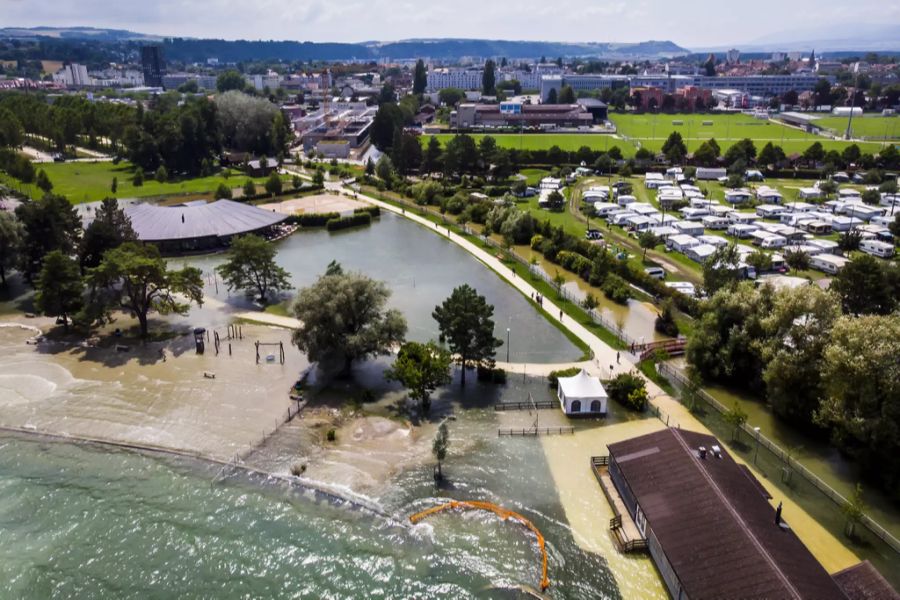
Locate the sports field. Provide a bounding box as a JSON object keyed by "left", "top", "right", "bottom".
{"left": 811, "top": 114, "right": 900, "bottom": 140}
{"left": 13, "top": 161, "right": 291, "bottom": 204}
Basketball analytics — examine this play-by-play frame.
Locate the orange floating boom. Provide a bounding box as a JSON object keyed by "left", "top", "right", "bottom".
{"left": 409, "top": 500, "right": 550, "bottom": 591}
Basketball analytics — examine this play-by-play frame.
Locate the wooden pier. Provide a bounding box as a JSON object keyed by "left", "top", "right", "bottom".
{"left": 591, "top": 456, "right": 648, "bottom": 553}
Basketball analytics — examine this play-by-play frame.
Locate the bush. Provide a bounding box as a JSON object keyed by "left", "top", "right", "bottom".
{"left": 214, "top": 183, "right": 232, "bottom": 200}
{"left": 556, "top": 250, "right": 592, "bottom": 279}
{"left": 476, "top": 365, "right": 507, "bottom": 384}
{"left": 654, "top": 299, "right": 680, "bottom": 337}
{"left": 295, "top": 212, "right": 340, "bottom": 227}
{"left": 530, "top": 234, "right": 545, "bottom": 250}
{"left": 326, "top": 213, "right": 372, "bottom": 231}
{"left": 353, "top": 205, "right": 381, "bottom": 218}
{"left": 326, "top": 429, "right": 336, "bottom": 442}
{"left": 602, "top": 273, "right": 632, "bottom": 304}
{"left": 548, "top": 367, "right": 581, "bottom": 388}
{"left": 606, "top": 372, "right": 647, "bottom": 411}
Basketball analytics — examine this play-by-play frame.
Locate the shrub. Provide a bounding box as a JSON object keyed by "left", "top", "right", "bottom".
{"left": 654, "top": 299, "right": 680, "bottom": 337}
{"left": 353, "top": 205, "right": 381, "bottom": 218}
{"left": 556, "top": 250, "right": 592, "bottom": 279}
{"left": 326, "top": 429, "right": 336, "bottom": 442}
{"left": 326, "top": 213, "right": 372, "bottom": 231}
{"left": 214, "top": 183, "right": 232, "bottom": 200}
{"left": 548, "top": 366, "right": 581, "bottom": 388}
{"left": 606, "top": 372, "right": 647, "bottom": 411}
{"left": 476, "top": 365, "right": 507, "bottom": 384}
{"left": 602, "top": 273, "right": 632, "bottom": 304}
{"left": 530, "top": 234, "right": 545, "bottom": 250}
{"left": 295, "top": 212, "right": 340, "bottom": 227}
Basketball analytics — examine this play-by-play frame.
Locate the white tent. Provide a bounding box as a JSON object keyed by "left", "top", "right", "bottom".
{"left": 557, "top": 369, "right": 608, "bottom": 416}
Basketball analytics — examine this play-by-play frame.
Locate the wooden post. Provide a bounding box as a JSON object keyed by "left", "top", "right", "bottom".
{"left": 228, "top": 343, "right": 232, "bottom": 356}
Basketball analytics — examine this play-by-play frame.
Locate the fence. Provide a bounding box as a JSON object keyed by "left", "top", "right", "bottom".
{"left": 497, "top": 427, "right": 575, "bottom": 436}
{"left": 656, "top": 361, "right": 900, "bottom": 556}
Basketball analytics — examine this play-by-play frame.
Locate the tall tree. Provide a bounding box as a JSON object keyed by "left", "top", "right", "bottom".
{"left": 216, "top": 70, "right": 246, "bottom": 93}
{"left": 0, "top": 212, "right": 22, "bottom": 286}
{"left": 422, "top": 136, "right": 442, "bottom": 174}
{"left": 15, "top": 193, "right": 81, "bottom": 282}
{"left": 216, "top": 234, "right": 291, "bottom": 304}
{"left": 291, "top": 268, "right": 407, "bottom": 373}
{"left": 482, "top": 60, "right": 497, "bottom": 96}
{"left": 662, "top": 131, "right": 688, "bottom": 163}
{"left": 432, "top": 284, "right": 502, "bottom": 385}
{"left": 413, "top": 59, "right": 428, "bottom": 95}
{"left": 85, "top": 242, "right": 203, "bottom": 338}
{"left": 558, "top": 85, "right": 576, "bottom": 104}
{"left": 384, "top": 340, "right": 452, "bottom": 414}
{"left": 34, "top": 250, "right": 83, "bottom": 332}
{"left": 702, "top": 243, "right": 742, "bottom": 296}
{"left": 79, "top": 198, "right": 137, "bottom": 271}
{"left": 830, "top": 255, "right": 899, "bottom": 315}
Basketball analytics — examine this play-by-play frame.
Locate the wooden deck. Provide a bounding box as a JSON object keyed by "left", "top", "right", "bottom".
{"left": 591, "top": 456, "right": 648, "bottom": 553}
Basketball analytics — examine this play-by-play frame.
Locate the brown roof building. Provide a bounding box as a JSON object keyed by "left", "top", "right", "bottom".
{"left": 606, "top": 428, "right": 889, "bottom": 600}
{"left": 450, "top": 102, "right": 593, "bottom": 130}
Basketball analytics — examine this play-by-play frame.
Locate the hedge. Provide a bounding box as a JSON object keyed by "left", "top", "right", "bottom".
{"left": 326, "top": 213, "right": 372, "bottom": 231}
{"left": 353, "top": 205, "right": 381, "bottom": 218}
{"left": 548, "top": 366, "right": 581, "bottom": 388}
{"left": 294, "top": 212, "right": 340, "bottom": 227}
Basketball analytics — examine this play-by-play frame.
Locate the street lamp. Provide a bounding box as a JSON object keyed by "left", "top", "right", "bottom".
{"left": 753, "top": 426, "right": 761, "bottom": 465}
{"left": 506, "top": 328, "right": 511, "bottom": 363}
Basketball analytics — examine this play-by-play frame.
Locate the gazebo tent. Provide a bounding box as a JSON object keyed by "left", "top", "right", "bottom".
{"left": 557, "top": 369, "right": 608, "bottom": 416}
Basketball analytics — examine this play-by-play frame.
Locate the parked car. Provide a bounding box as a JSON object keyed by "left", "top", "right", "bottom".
{"left": 585, "top": 229, "right": 603, "bottom": 240}
{"left": 644, "top": 266, "right": 666, "bottom": 280}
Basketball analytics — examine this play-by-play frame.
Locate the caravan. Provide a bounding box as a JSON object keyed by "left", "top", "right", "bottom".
{"left": 859, "top": 239, "right": 896, "bottom": 258}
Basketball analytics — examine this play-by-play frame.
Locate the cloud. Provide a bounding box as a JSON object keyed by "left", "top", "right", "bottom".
{"left": 2, "top": 0, "right": 892, "bottom": 47}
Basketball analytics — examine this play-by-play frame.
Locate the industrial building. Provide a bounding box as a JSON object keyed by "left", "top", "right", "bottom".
{"left": 141, "top": 45, "right": 166, "bottom": 88}
{"left": 450, "top": 102, "right": 593, "bottom": 130}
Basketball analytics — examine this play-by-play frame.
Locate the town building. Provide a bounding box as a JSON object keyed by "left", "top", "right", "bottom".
{"left": 427, "top": 68, "right": 483, "bottom": 91}
{"left": 141, "top": 45, "right": 166, "bottom": 88}
{"left": 52, "top": 63, "right": 91, "bottom": 87}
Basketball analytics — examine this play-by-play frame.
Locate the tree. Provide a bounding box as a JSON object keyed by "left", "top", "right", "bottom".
{"left": 606, "top": 372, "right": 648, "bottom": 411}
{"left": 662, "top": 131, "right": 687, "bottom": 163}
{"left": 413, "top": 59, "right": 428, "bottom": 95}
{"left": 841, "top": 484, "right": 866, "bottom": 538}
{"left": 370, "top": 103, "right": 403, "bottom": 151}
{"left": 312, "top": 168, "right": 325, "bottom": 188}
{"left": 242, "top": 179, "right": 256, "bottom": 197}
{"left": 723, "top": 403, "right": 748, "bottom": 441}
{"left": 0, "top": 107, "right": 24, "bottom": 148}
{"left": 582, "top": 292, "right": 599, "bottom": 311}
{"left": 432, "top": 284, "right": 502, "bottom": 385}
{"left": 154, "top": 165, "right": 167, "bottom": 183}
{"left": 85, "top": 242, "right": 203, "bottom": 338}
{"left": 291, "top": 268, "right": 407, "bottom": 373}
{"left": 757, "top": 142, "right": 786, "bottom": 168}
{"left": 558, "top": 85, "right": 576, "bottom": 104}
{"left": 703, "top": 53, "right": 716, "bottom": 77}
{"left": 830, "top": 254, "right": 899, "bottom": 315}
{"left": 541, "top": 189, "right": 562, "bottom": 212}
{"left": 438, "top": 87, "right": 465, "bottom": 107}
{"left": 784, "top": 249, "right": 810, "bottom": 271}
{"left": 36, "top": 169, "right": 53, "bottom": 194}
{"left": 365, "top": 157, "right": 375, "bottom": 177}
{"left": 546, "top": 88, "right": 558, "bottom": 104}
{"left": 0, "top": 212, "right": 22, "bottom": 285}
{"left": 110, "top": 177, "right": 118, "bottom": 194}
{"left": 745, "top": 249, "right": 773, "bottom": 273}
{"left": 217, "top": 234, "right": 291, "bottom": 304}
{"left": 814, "top": 78, "right": 833, "bottom": 107}
{"left": 654, "top": 298, "right": 679, "bottom": 337}
{"left": 216, "top": 70, "right": 246, "bottom": 93}
{"left": 384, "top": 340, "right": 452, "bottom": 413}
{"left": 638, "top": 231, "right": 659, "bottom": 260}
{"left": 215, "top": 183, "right": 232, "bottom": 199}
{"left": 702, "top": 243, "right": 741, "bottom": 295}
{"left": 422, "top": 136, "right": 442, "bottom": 174}
{"left": 375, "top": 154, "right": 395, "bottom": 183}
{"left": 432, "top": 421, "right": 449, "bottom": 479}
{"left": 482, "top": 60, "right": 496, "bottom": 96}
{"left": 762, "top": 284, "right": 841, "bottom": 428}
{"left": 816, "top": 314, "right": 900, "bottom": 498}
{"left": 837, "top": 229, "right": 862, "bottom": 254}
{"left": 133, "top": 167, "right": 144, "bottom": 187}
{"left": 14, "top": 193, "right": 81, "bottom": 282}
{"left": 803, "top": 142, "right": 825, "bottom": 165}
{"left": 79, "top": 197, "right": 137, "bottom": 271}
{"left": 216, "top": 91, "right": 284, "bottom": 155}
{"left": 34, "top": 250, "right": 83, "bottom": 332}
{"left": 264, "top": 171, "right": 283, "bottom": 196}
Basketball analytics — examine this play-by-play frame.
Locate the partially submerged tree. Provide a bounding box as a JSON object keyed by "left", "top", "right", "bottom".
{"left": 384, "top": 340, "right": 452, "bottom": 414}
{"left": 432, "top": 284, "right": 502, "bottom": 385}
{"left": 292, "top": 267, "right": 407, "bottom": 373}
{"left": 432, "top": 421, "right": 450, "bottom": 480}
{"left": 217, "top": 234, "right": 291, "bottom": 303}
{"left": 34, "top": 250, "right": 83, "bottom": 332}
{"left": 86, "top": 242, "right": 203, "bottom": 337}
{"left": 723, "top": 402, "right": 749, "bottom": 442}
{"left": 15, "top": 193, "right": 82, "bottom": 282}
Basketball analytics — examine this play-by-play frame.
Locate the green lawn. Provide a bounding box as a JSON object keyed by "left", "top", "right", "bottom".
{"left": 21, "top": 161, "right": 291, "bottom": 204}
{"left": 811, "top": 115, "right": 900, "bottom": 140}
{"left": 428, "top": 132, "right": 625, "bottom": 153}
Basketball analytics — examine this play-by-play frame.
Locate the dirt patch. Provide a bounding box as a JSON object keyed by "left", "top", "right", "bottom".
{"left": 260, "top": 193, "right": 369, "bottom": 216}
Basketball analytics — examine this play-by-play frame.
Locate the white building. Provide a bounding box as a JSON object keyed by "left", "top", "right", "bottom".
{"left": 557, "top": 369, "right": 607, "bottom": 416}
{"left": 53, "top": 63, "right": 91, "bottom": 87}
{"left": 427, "top": 68, "right": 483, "bottom": 91}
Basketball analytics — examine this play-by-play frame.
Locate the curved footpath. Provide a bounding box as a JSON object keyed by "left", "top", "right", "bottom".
{"left": 347, "top": 187, "right": 862, "bottom": 575}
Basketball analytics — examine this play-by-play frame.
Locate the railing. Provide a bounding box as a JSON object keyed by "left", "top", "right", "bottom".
{"left": 497, "top": 427, "right": 575, "bottom": 436}
{"left": 592, "top": 455, "right": 610, "bottom": 467}
{"left": 656, "top": 361, "right": 900, "bottom": 555}
{"left": 494, "top": 400, "right": 557, "bottom": 411}
{"left": 622, "top": 539, "right": 649, "bottom": 552}
{"left": 610, "top": 514, "right": 622, "bottom": 529}
{"left": 636, "top": 338, "right": 687, "bottom": 361}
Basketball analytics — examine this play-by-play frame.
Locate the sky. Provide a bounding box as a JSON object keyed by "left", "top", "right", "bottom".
{"left": 3, "top": 0, "right": 899, "bottom": 49}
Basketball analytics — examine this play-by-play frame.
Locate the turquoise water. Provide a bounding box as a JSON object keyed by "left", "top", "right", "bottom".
{"left": 0, "top": 427, "right": 619, "bottom": 599}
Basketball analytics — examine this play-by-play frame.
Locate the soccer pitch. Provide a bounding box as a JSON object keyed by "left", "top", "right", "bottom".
{"left": 811, "top": 115, "right": 900, "bottom": 140}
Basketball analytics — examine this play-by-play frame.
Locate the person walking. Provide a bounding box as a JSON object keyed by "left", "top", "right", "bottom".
{"left": 616, "top": 352, "right": 620, "bottom": 364}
